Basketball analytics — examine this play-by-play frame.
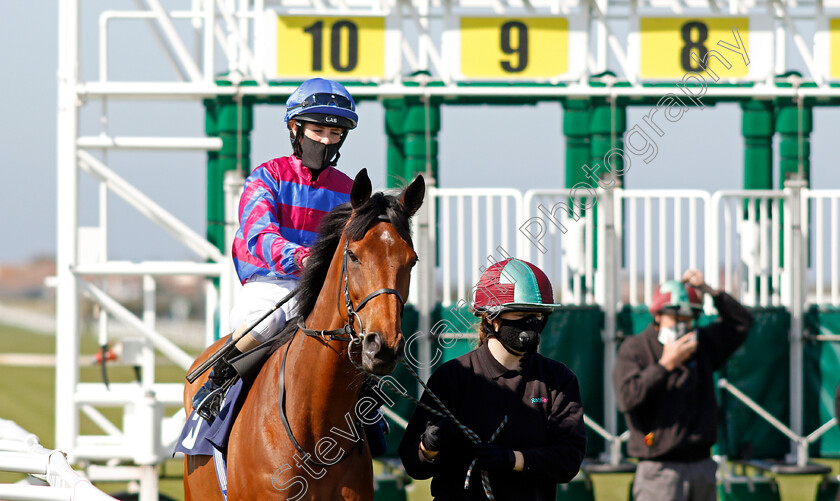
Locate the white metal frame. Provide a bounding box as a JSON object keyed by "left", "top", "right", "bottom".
{"left": 57, "top": 2, "right": 840, "bottom": 496}
{"left": 521, "top": 189, "right": 599, "bottom": 306}
{"left": 0, "top": 419, "right": 117, "bottom": 501}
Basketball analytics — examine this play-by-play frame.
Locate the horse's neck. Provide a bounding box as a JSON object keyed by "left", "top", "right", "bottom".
{"left": 285, "top": 239, "right": 363, "bottom": 438}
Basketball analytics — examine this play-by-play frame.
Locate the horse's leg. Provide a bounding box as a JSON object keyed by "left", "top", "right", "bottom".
{"left": 184, "top": 454, "right": 225, "bottom": 501}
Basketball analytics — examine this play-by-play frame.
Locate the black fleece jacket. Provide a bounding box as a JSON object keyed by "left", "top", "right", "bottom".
{"left": 613, "top": 292, "right": 753, "bottom": 461}
{"left": 399, "top": 342, "right": 587, "bottom": 500}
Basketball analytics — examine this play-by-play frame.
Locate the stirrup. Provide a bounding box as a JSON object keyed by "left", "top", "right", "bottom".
{"left": 194, "top": 378, "right": 236, "bottom": 423}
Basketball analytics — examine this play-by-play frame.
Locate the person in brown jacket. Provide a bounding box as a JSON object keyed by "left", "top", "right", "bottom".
{"left": 614, "top": 269, "right": 753, "bottom": 501}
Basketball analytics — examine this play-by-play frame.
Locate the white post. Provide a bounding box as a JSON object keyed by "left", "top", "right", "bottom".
{"left": 417, "top": 184, "right": 434, "bottom": 386}
{"left": 142, "top": 275, "right": 157, "bottom": 389}
{"left": 601, "top": 187, "right": 621, "bottom": 465}
{"left": 56, "top": 0, "right": 81, "bottom": 462}
{"left": 786, "top": 179, "right": 807, "bottom": 466}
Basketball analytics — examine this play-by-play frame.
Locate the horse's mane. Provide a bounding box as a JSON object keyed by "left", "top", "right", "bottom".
{"left": 269, "top": 189, "right": 414, "bottom": 351}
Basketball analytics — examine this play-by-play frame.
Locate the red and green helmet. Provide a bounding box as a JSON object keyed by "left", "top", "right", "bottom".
{"left": 649, "top": 280, "right": 703, "bottom": 317}
{"left": 472, "top": 258, "right": 561, "bottom": 315}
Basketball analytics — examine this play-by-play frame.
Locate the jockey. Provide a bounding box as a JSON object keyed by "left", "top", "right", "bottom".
{"left": 192, "top": 78, "right": 358, "bottom": 421}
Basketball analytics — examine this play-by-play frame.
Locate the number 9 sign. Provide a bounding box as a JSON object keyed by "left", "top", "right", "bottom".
{"left": 272, "top": 16, "right": 386, "bottom": 79}
{"left": 455, "top": 17, "right": 573, "bottom": 79}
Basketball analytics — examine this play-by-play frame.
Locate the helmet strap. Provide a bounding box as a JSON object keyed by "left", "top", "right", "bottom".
{"left": 291, "top": 121, "right": 304, "bottom": 157}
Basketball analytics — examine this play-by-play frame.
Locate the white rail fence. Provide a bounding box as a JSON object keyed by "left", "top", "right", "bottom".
{"left": 710, "top": 190, "right": 788, "bottom": 308}
{"left": 521, "top": 190, "right": 598, "bottom": 306}
{"left": 428, "top": 188, "right": 522, "bottom": 308}
{"left": 615, "top": 190, "right": 710, "bottom": 308}
{"left": 425, "top": 186, "right": 839, "bottom": 310}
{"left": 0, "top": 419, "right": 117, "bottom": 501}
{"left": 807, "top": 189, "right": 840, "bottom": 307}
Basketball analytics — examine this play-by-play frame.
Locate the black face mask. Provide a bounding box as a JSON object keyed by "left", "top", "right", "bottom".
{"left": 298, "top": 135, "right": 341, "bottom": 171}
{"left": 493, "top": 315, "right": 545, "bottom": 354}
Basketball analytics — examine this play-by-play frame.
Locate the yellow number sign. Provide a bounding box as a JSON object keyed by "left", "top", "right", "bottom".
{"left": 640, "top": 17, "right": 749, "bottom": 79}
{"left": 830, "top": 19, "right": 840, "bottom": 78}
{"left": 460, "top": 18, "right": 568, "bottom": 78}
{"left": 276, "top": 16, "right": 385, "bottom": 78}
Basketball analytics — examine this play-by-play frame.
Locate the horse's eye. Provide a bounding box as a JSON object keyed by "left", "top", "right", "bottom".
{"left": 347, "top": 250, "right": 360, "bottom": 263}
{"left": 410, "top": 258, "right": 419, "bottom": 268}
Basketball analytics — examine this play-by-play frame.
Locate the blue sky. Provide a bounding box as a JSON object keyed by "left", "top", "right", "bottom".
{"left": 2, "top": 2, "right": 838, "bottom": 264}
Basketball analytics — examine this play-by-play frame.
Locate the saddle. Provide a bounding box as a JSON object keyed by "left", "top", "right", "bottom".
{"left": 174, "top": 318, "right": 389, "bottom": 457}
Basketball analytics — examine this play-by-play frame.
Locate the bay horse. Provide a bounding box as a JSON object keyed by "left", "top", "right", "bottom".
{"left": 183, "top": 169, "right": 424, "bottom": 500}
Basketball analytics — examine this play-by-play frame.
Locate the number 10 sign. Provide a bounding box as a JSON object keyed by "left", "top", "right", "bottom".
{"left": 263, "top": 14, "right": 388, "bottom": 79}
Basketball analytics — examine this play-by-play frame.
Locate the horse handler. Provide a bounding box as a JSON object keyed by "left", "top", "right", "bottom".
{"left": 399, "top": 258, "right": 587, "bottom": 500}
{"left": 613, "top": 270, "right": 754, "bottom": 501}
{"left": 192, "top": 78, "right": 358, "bottom": 420}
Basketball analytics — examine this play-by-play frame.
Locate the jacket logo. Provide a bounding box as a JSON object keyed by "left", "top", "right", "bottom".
{"left": 530, "top": 397, "right": 548, "bottom": 404}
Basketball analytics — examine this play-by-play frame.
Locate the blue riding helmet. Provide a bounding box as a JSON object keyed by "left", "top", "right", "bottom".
{"left": 284, "top": 78, "right": 358, "bottom": 130}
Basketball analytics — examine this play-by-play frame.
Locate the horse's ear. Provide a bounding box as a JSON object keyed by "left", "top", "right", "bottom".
{"left": 400, "top": 174, "right": 425, "bottom": 217}
{"left": 350, "top": 168, "right": 372, "bottom": 210}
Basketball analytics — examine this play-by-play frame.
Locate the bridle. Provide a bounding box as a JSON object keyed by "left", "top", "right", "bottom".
{"left": 297, "top": 235, "right": 405, "bottom": 345}
{"left": 279, "top": 220, "right": 408, "bottom": 468}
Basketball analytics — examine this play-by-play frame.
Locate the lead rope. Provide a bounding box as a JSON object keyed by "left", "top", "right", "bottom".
{"left": 370, "top": 360, "right": 507, "bottom": 500}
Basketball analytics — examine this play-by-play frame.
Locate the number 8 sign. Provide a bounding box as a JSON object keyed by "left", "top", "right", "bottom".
{"left": 634, "top": 16, "right": 771, "bottom": 81}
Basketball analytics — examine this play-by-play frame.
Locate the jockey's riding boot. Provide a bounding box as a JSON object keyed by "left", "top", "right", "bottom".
{"left": 192, "top": 346, "right": 243, "bottom": 423}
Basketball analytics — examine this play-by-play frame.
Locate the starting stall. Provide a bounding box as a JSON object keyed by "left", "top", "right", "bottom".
{"left": 50, "top": 0, "right": 840, "bottom": 500}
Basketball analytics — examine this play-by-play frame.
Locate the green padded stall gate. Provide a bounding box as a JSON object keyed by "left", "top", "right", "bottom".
{"left": 717, "top": 477, "right": 781, "bottom": 501}
{"left": 539, "top": 306, "right": 606, "bottom": 458}
{"left": 815, "top": 477, "right": 840, "bottom": 501}
{"left": 555, "top": 473, "right": 596, "bottom": 501}
{"left": 716, "top": 307, "right": 791, "bottom": 459}
{"left": 806, "top": 305, "right": 840, "bottom": 457}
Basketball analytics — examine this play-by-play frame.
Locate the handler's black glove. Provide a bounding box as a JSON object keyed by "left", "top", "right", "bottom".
{"left": 420, "top": 417, "right": 461, "bottom": 452}
{"left": 474, "top": 443, "right": 516, "bottom": 472}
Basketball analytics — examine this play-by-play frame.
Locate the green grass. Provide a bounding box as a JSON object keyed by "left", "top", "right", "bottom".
{"left": 1, "top": 322, "right": 838, "bottom": 500}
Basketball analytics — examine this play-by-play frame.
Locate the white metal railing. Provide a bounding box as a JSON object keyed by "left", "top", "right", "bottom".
{"left": 806, "top": 189, "right": 840, "bottom": 307}
{"left": 429, "top": 187, "right": 840, "bottom": 310}
{"left": 430, "top": 188, "right": 522, "bottom": 307}
{"left": 0, "top": 419, "right": 117, "bottom": 501}
{"left": 615, "top": 190, "right": 711, "bottom": 307}
{"left": 710, "top": 190, "right": 787, "bottom": 307}
{"left": 521, "top": 189, "right": 598, "bottom": 305}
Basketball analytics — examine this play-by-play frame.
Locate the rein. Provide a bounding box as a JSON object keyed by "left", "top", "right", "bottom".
{"left": 278, "top": 236, "right": 405, "bottom": 467}
{"left": 370, "top": 361, "right": 508, "bottom": 501}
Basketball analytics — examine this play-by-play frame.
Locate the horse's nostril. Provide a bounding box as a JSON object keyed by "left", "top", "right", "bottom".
{"left": 363, "top": 332, "right": 381, "bottom": 355}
